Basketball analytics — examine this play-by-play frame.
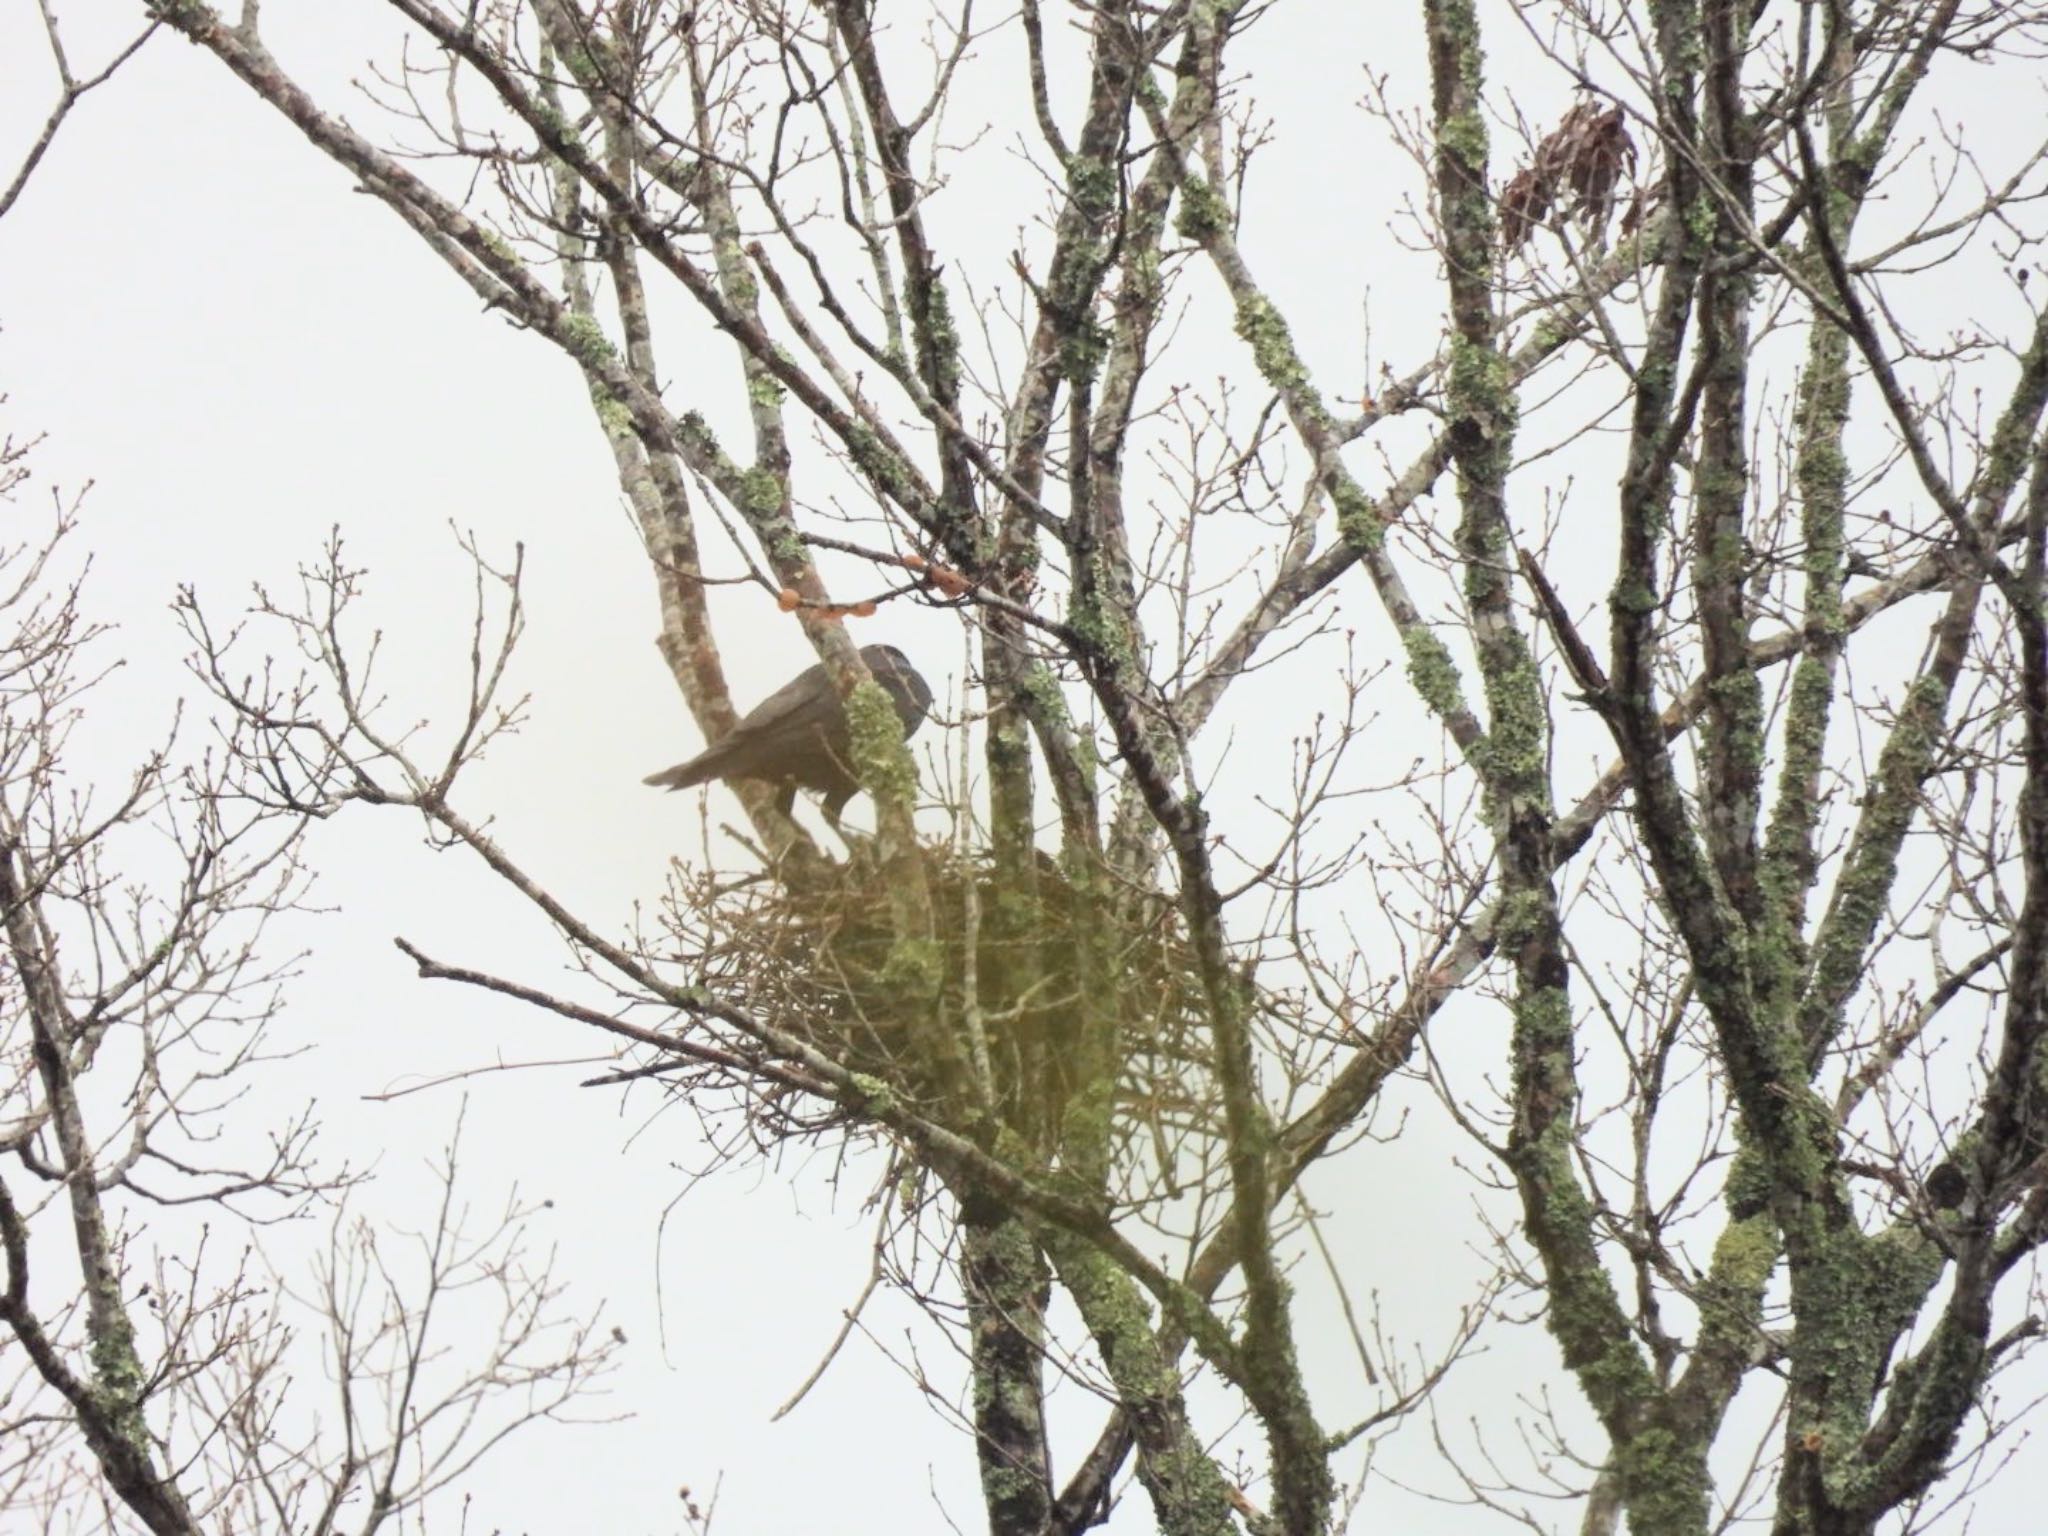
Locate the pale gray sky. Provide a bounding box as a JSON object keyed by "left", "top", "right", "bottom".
{"left": 5, "top": 3, "right": 2046, "bottom": 1533}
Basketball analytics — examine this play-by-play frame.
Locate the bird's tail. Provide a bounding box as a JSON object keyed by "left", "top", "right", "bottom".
{"left": 643, "top": 753, "right": 718, "bottom": 791}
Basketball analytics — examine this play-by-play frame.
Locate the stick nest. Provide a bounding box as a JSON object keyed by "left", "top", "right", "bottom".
{"left": 664, "top": 844, "right": 1217, "bottom": 1145}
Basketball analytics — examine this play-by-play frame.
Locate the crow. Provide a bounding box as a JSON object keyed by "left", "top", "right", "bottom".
{"left": 643, "top": 643, "right": 933, "bottom": 829}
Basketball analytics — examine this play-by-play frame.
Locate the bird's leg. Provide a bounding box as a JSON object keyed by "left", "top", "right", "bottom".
{"left": 774, "top": 782, "right": 798, "bottom": 822}
{"left": 823, "top": 788, "right": 885, "bottom": 864}
{"left": 821, "top": 787, "right": 852, "bottom": 837}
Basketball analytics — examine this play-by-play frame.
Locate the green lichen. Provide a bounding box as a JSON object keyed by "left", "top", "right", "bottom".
{"left": 88, "top": 1312, "right": 145, "bottom": 1406}
{"left": 976, "top": 1460, "right": 1049, "bottom": 1525}
{"left": 1018, "top": 662, "right": 1072, "bottom": 731}
{"left": 737, "top": 466, "right": 785, "bottom": 521}
{"left": 1695, "top": 1211, "right": 1777, "bottom": 1370}
{"left": 1476, "top": 638, "right": 1547, "bottom": 788}
{"left": 1685, "top": 193, "right": 1719, "bottom": 247}
{"left": 1777, "top": 659, "right": 1835, "bottom": 764}
{"left": 1706, "top": 669, "right": 1766, "bottom": 791}
{"left": 1057, "top": 1076, "right": 1116, "bottom": 1179}
{"left": 844, "top": 424, "right": 907, "bottom": 496}
{"left": 1613, "top": 1423, "right": 1710, "bottom": 1535}
{"left": 1072, "top": 730, "right": 1100, "bottom": 796}
{"left": 847, "top": 678, "right": 920, "bottom": 810}
{"left": 1528, "top": 313, "right": 1575, "bottom": 355}
{"left": 1795, "top": 1219, "right": 1945, "bottom": 1509}
{"left": 676, "top": 410, "right": 715, "bottom": 456}
{"left": 1438, "top": 108, "right": 1490, "bottom": 169}
{"left": 1721, "top": 1139, "right": 1774, "bottom": 1217}
{"left": 723, "top": 263, "right": 760, "bottom": 308}
{"left": 1333, "top": 478, "right": 1384, "bottom": 551}
{"left": 1610, "top": 571, "right": 1660, "bottom": 619}
{"left": 1798, "top": 669, "right": 1949, "bottom": 1033}
{"left": 1176, "top": 175, "right": 1232, "bottom": 242}
{"left": 592, "top": 392, "right": 633, "bottom": 437}
{"left": 846, "top": 1071, "right": 895, "bottom": 1112}
{"left": 1509, "top": 1077, "right": 1663, "bottom": 1429}
{"left": 879, "top": 933, "right": 944, "bottom": 999}
{"left": 1069, "top": 155, "right": 1117, "bottom": 221}
{"left": 1234, "top": 293, "right": 1310, "bottom": 395}
{"left": 532, "top": 96, "right": 574, "bottom": 148}
{"left": 552, "top": 33, "right": 601, "bottom": 83}
{"left": 1448, "top": 333, "right": 1515, "bottom": 422}
{"left": 1401, "top": 624, "right": 1471, "bottom": 723}
{"left": 560, "top": 311, "right": 617, "bottom": 369}
{"left": 920, "top": 280, "right": 964, "bottom": 402}
{"left": 1124, "top": 244, "right": 1164, "bottom": 311}
{"left": 1059, "top": 321, "right": 1109, "bottom": 386}
{"left": 1068, "top": 571, "right": 1136, "bottom": 672}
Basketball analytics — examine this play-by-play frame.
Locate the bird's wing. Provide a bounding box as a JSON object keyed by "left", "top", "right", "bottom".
{"left": 642, "top": 658, "right": 836, "bottom": 790}
{"left": 728, "top": 658, "right": 835, "bottom": 740}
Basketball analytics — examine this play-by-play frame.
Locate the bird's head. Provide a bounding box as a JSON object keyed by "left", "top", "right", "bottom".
{"left": 860, "top": 643, "right": 914, "bottom": 679}
{"left": 860, "top": 643, "right": 934, "bottom": 723}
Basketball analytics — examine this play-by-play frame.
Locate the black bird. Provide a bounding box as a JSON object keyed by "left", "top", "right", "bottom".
{"left": 643, "top": 643, "right": 933, "bottom": 829}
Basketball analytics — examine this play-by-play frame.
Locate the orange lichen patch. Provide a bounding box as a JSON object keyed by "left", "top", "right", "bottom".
{"left": 924, "top": 562, "right": 972, "bottom": 598}
{"left": 776, "top": 587, "right": 803, "bottom": 611}
{"left": 785, "top": 597, "right": 881, "bottom": 620}
{"left": 892, "top": 549, "right": 970, "bottom": 597}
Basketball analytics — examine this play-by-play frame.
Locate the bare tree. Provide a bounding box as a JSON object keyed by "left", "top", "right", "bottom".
{"left": 0, "top": 415, "right": 621, "bottom": 1534}
{"left": 8, "top": 1, "right": 2048, "bottom": 1533}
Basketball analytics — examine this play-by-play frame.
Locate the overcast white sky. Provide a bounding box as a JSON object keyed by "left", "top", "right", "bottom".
{"left": 1, "top": 6, "right": 1011, "bottom": 1528}
{"left": 6, "top": 3, "right": 2047, "bottom": 1533}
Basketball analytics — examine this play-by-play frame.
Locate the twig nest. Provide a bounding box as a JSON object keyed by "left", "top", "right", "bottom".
{"left": 671, "top": 842, "right": 1214, "bottom": 1144}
